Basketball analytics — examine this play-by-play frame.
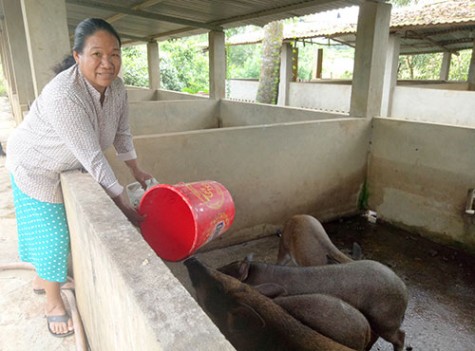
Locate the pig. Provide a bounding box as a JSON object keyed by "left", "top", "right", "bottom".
{"left": 184, "top": 257, "right": 357, "bottom": 351}
{"left": 274, "top": 294, "right": 372, "bottom": 351}
{"left": 277, "top": 214, "right": 357, "bottom": 266}
{"left": 218, "top": 256, "right": 408, "bottom": 351}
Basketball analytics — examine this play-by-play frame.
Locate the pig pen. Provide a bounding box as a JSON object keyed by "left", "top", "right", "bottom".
{"left": 61, "top": 94, "right": 475, "bottom": 351}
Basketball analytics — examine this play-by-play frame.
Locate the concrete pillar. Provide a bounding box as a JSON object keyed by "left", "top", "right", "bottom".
{"left": 277, "top": 42, "right": 293, "bottom": 106}
{"left": 439, "top": 52, "right": 451, "bottom": 81}
{"left": 350, "top": 0, "right": 392, "bottom": 117}
{"left": 208, "top": 30, "right": 225, "bottom": 100}
{"left": 468, "top": 39, "right": 475, "bottom": 91}
{"left": 147, "top": 40, "right": 160, "bottom": 90}
{"left": 381, "top": 34, "right": 400, "bottom": 117}
{"left": 2, "top": 0, "right": 35, "bottom": 115}
{"left": 0, "top": 23, "right": 15, "bottom": 96}
{"left": 20, "top": 0, "right": 70, "bottom": 97}
{"left": 0, "top": 20, "right": 21, "bottom": 123}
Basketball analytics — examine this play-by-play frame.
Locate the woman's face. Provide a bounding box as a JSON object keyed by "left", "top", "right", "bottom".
{"left": 73, "top": 30, "right": 121, "bottom": 94}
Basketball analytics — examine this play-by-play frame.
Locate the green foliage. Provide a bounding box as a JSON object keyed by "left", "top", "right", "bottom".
{"left": 160, "top": 35, "right": 209, "bottom": 94}
{"left": 226, "top": 44, "right": 262, "bottom": 79}
{"left": 121, "top": 34, "right": 210, "bottom": 94}
{"left": 121, "top": 45, "right": 149, "bottom": 87}
{"left": 398, "top": 50, "right": 471, "bottom": 81}
{"left": 449, "top": 49, "right": 471, "bottom": 81}
{"left": 398, "top": 53, "right": 443, "bottom": 80}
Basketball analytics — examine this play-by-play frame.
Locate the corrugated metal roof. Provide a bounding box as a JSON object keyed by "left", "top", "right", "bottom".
{"left": 64, "top": 0, "right": 365, "bottom": 43}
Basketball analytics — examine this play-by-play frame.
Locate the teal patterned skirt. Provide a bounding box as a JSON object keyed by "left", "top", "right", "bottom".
{"left": 10, "top": 175, "right": 70, "bottom": 282}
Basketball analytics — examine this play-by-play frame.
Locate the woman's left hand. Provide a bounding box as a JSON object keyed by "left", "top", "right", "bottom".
{"left": 133, "top": 168, "right": 154, "bottom": 189}
{"left": 125, "top": 159, "right": 154, "bottom": 189}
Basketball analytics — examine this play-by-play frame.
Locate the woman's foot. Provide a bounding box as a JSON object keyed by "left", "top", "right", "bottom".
{"left": 43, "top": 280, "right": 75, "bottom": 337}
{"left": 45, "top": 303, "right": 74, "bottom": 337}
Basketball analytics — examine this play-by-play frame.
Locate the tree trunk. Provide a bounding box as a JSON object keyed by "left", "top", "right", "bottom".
{"left": 256, "top": 21, "right": 284, "bottom": 104}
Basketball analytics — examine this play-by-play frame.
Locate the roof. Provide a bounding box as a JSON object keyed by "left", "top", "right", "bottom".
{"left": 227, "top": 0, "right": 475, "bottom": 55}
{"left": 64, "top": 0, "right": 368, "bottom": 43}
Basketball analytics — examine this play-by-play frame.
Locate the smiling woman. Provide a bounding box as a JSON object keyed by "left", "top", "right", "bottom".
{"left": 73, "top": 27, "right": 122, "bottom": 96}
{"left": 5, "top": 18, "right": 153, "bottom": 338}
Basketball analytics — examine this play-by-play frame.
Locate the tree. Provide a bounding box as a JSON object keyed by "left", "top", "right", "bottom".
{"left": 256, "top": 21, "right": 284, "bottom": 104}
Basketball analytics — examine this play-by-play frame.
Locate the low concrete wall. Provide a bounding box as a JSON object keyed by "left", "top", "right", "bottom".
{"left": 367, "top": 118, "right": 475, "bottom": 253}
{"left": 288, "top": 81, "right": 351, "bottom": 113}
{"left": 157, "top": 89, "right": 208, "bottom": 101}
{"left": 128, "top": 100, "right": 220, "bottom": 135}
{"left": 226, "top": 79, "right": 258, "bottom": 102}
{"left": 390, "top": 86, "right": 475, "bottom": 127}
{"left": 107, "top": 117, "right": 371, "bottom": 248}
{"left": 220, "top": 100, "right": 346, "bottom": 127}
{"left": 226, "top": 79, "right": 352, "bottom": 113}
{"left": 126, "top": 87, "right": 158, "bottom": 102}
{"left": 61, "top": 170, "right": 234, "bottom": 351}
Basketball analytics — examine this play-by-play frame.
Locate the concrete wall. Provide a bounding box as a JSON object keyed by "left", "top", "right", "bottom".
{"left": 107, "top": 116, "right": 371, "bottom": 248}
{"left": 226, "top": 80, "right": 475, "bottom": 127}
{"left": 367, "top": 118, "right": 475, "bottom": 253}
{"left": 219, "top": 100, "right": 347, "bottom": 127}
{"left": 226, "top": 79, "right": 258, "bottom": 102}
{"left": 157, "top": 89, "right": 208, "bottom": 101}
{"left": 390, "top": 86, "right": 475, "bottom": 127}
{"left": 61, "top": 170, "right": 234, "bottom": 351}
{"left": 126, "top": 87, "right": 208, "bottom": 102}
{"left": 226, "top": 79, "right": 352, "bottom": 113}
{"left": 128, "top": 100, "right": 219, "bottom": 135}
{"left": 127, "top": 87, "right": 159, "bottom": 102}
{"left": 288, "top": 81, "right": 351, "bottom": 113}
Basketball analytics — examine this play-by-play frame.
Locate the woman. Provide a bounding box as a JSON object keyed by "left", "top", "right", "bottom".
{"left": 6, "top": 18, "right": 152, "bottom": 337}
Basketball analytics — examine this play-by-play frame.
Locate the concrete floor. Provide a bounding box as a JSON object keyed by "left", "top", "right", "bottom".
{"left": 167, "top": 215, "right": 475, "bottom": 351}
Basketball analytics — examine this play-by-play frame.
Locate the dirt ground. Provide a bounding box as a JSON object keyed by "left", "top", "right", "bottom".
{"left": 168, "top": 214, "right": 475, "bottom": 351}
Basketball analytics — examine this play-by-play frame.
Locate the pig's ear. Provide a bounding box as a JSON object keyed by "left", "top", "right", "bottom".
{"left": 228, "top": 303, "right": 266, "bottom": 332}
{"left": 238, "top": 259, "right": 251, "bottom": 281}
{"left": 254, "top": 283, "right": 287, "bottom": 298}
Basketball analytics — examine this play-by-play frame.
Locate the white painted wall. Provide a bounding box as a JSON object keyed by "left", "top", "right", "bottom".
{"left": 390, "top": 86, "right": 475, "bottom": 127}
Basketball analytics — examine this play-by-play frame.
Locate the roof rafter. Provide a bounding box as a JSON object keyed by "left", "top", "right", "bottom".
{"left": 66, "top": 0, "right": 223, "bottom": 31}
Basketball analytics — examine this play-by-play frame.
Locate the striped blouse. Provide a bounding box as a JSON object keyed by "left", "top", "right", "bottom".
{"left": 6, "top": 64, "right": 136, "bottom": 203}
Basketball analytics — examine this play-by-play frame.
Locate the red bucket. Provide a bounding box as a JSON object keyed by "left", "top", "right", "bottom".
{"left": 138, "top": 181, "right": 235, "bottom": 261}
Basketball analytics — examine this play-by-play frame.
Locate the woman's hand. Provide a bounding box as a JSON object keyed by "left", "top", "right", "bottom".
{"left": 112, "top": 191, "right": 144, "bottom": 226}
{"left": 125, "top": 159, "right": 154, "bottom": 189}
{"left": 133, "top": 168, "right": 154, "bottom": 189}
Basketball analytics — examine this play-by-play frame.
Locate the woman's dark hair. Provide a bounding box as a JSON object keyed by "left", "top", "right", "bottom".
{"left": 73, "top": 18, "right": 121, "bottom": 54}
{"left": 52, "top": 54, "right": 76, "bottom": 75}
{"left": 53, "top": 18, "right": 122, "bottom": 75}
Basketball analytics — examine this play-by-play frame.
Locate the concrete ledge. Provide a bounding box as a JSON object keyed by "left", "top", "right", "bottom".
{"left": 61, "top": 170, "right": 234, "bottom": 351}
{"left": 129, "top": 99, "right": 219, "bottom": 135}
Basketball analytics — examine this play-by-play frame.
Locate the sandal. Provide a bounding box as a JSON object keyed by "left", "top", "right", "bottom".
{"left": 46, "top": 314, "right": 74, "bottom": 338}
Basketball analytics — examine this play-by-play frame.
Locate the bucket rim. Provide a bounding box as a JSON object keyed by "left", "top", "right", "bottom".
{"left": 139, "top": 183, "right": 200, "bottom": 257}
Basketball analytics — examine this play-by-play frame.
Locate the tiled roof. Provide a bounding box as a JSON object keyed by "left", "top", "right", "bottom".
{"left": 227, "top": 0, "right": 475, "bottom": 54}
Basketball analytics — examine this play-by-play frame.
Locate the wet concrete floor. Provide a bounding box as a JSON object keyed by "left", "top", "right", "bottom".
{"left": 167, "top": 215, "right": 475, "bottom": 351}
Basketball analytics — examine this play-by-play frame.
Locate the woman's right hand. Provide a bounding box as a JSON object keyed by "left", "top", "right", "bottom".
{"left": 112, "top": 191, "right": 144, "bottom": 226}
